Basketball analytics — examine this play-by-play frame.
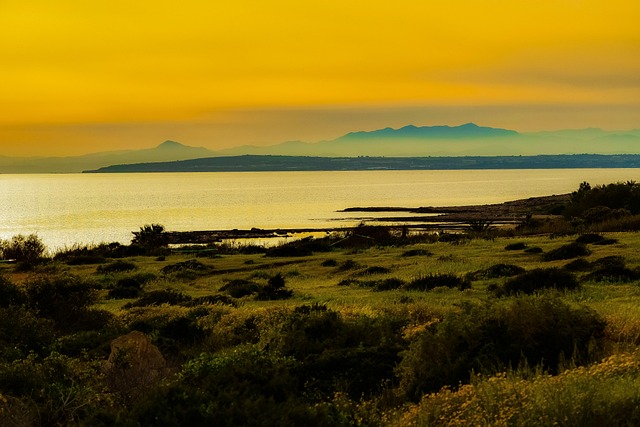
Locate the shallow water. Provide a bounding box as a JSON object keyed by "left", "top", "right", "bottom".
{"left": 1, "top": 169, "right": 638, "bottom": 250}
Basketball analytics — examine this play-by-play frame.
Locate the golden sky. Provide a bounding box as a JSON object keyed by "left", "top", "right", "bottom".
{"left": 0, "top": 0, "right": 638, "bottom": 156}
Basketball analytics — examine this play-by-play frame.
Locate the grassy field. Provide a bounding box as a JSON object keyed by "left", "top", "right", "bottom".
{"left": 2, "top": 229, "right": 640, "bottom": 426}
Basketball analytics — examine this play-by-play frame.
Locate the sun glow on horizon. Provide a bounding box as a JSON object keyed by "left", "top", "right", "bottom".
{"left": 0, "top": 0, "right": 638, "bottom": 155}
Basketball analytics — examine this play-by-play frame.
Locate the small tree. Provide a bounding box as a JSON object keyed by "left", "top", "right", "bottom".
{"left": 256, "top": 273, "right": 293, "bottom": 300}
{"left": 0, "top": 234, "right": 46, "bottom": 262}
{"left": 131, "top": 224, "right": 168, "bottom": 250}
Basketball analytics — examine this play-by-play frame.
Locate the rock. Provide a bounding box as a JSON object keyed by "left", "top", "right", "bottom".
{"left": 105, "top": 331, "right": 165, "bottom": 372}
{"left": 103, "top": 331, "right": 166, "bottom": 401}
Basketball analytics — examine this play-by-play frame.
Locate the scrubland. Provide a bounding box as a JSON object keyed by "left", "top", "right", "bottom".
{"left": 2, "top": 181, "right": 640, "bottom": 426}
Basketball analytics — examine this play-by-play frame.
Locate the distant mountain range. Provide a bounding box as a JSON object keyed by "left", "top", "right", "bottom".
{"left": 0, "top": 140, "right": 213, "bottom": 174}
{"left": 2, "top": 123, "right": 640, "bottom": 173}
{"left": 215, "top": 123, "right": 640, "bottom": 157}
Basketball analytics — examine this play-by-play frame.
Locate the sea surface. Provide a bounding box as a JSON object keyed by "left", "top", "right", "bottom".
{"left": 1, "top": 169, "right": 639, "bottom": 251}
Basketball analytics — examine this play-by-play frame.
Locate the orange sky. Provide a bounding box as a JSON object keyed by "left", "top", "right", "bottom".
{"left": 0, "top": 0, "right": 638, "bottom": 156}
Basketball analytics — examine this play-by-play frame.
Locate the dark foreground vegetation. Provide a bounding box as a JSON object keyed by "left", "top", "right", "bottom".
{"left": 1, "top": 182, "right": 640, "bottom": 426}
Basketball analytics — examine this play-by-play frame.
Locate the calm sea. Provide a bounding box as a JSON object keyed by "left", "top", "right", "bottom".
{"left": 1, "top": 169, "right": 639, "bottom": 251}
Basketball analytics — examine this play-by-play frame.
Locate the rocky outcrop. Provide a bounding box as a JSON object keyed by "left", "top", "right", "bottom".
{"left": 103, "top": 331, "right": 166, "bottom": 402}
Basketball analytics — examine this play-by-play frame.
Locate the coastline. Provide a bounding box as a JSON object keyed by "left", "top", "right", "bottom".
{"left": 166, "top": 193, "right": 570, "bottom": 244}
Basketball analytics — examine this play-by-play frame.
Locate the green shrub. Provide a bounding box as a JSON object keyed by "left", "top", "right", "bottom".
{"left": 372, "top": 278, "right": 406, "bottom": 291}
{"left": 543, "top": 242, "right": 591, "bottom": 261}
{"left": 401, "top": 249, "right": 432, "bottom": 257}
{"left": 565, "top": 181, "right": 640, "bottom": 218}
{"left": 132, "top": 348, "right": 319, "bottom": 426}
{"left": 256, "top": 273, "right": 293, "bottom": 301}
{"left": 336, "top": 259, "right": 360, "bottom": 271}
{"left": 321, "top": 259, "right": 338, "bottom": 267}
{"left": 524, "top": 247, "right": 543, "bottom": 254}
{"left": 0, "top": 276, "right": 26, "bottom": 307}
{"left": 576, "top": 233, "right": 605, "bottom": 244}
{"left": 501, "top": 268, "right": 579, "bottom": 295}
{"left": 396, "top": 297, "right": 605, "bottom": 401}
{"left": 96, "top": 260, "right": 137, "bottom": 274}
{"left": 504, "top": 242, "right": 527, "bottom": 250}
{"left": 333, "top": 225, "right": 396, "bottom": 248}
{"left": 265, "top": 237, "right": 332, "bottom": 257}
{"left": 468, "top": 264, "right": 525, "bottom": 280}
{"left": 0, "top": 306, "right": 55, "bottom": 359}
{"left": 161, "top": 259, "right": 210, "bottom": 275}
{"left": 564, "top": 258, "right": 592, "bottom": 272}
{"left": 593, "top": 238, "right": 618, "bottom": 245}
{"left": 337, "top": 278, "right": 358, "bottom": 287}
{"left": 52, "top": 329, "right": 119, "bottom": 358}
{"left": 219, "top": 279, "right": 261, "bottom": 298}
{"left": 24, "top": 274, "right": 107, "bottom": 332}
{"left": 264, "top": 306, "right": 406, "bottom": 398}
{"left": 237, "top": 245, "right": 268, "bottom": 254}
{"left": 107, "top": 278, "right": 143, "bottom": 299}
{"left": 55, "top": 242, "right": 140, "bottom": 263}
{"left": 405, "top": 274, "right": 471, "bottom": 291}
{"left": 0, "top": 353, "right": 108, "bottom": 426}
{"left": 583, "top": 256, "right": 640, "bottom": 283}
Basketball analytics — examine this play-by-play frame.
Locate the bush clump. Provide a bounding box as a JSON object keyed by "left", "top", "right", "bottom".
{"left": 543, "top": 242, "right": 591, "bottom": 261}
{"left": 505, "top": 242, "right": 527, "bottom": 251}
{"left": 263, "top": 306, "right": 406, "bottom": 399}
{"left": 524, "top": 247, "right": 543, "bottom": 254}
{"left": 107, "top": 278, "right": 143, "bottom": 299}
{"left": 564, "top": 258, "right": 592, "bottom": 272}
{"left": 96, "top": 260, "right": 137, "bottom": 274}
{"left": 593, "top": 238, "right": 619, "bottom": 246}
{"left": 468, "top": 264, "right": 526, "bottom": 280}
{"left": 219, "top": 279, "right": 261, "bottom": 298}
{"left": 371, "top": 278, "right": 406, "bottom": 291}
{"left": 265, "top": 237, "right": 332, "bottom": 257}
{"left": 401, "top": 249, "right": 432, "bottom": 257}
{"left": 186, "top": 294, "right": 238, "bottom": 307}
{"left": 320, "top": 259, "right": 338, "bottom": 267}
{"left": 255, "top": 273, "right": 293, "bottom": 300}
{"left": 0, "top": 234, "right": 46, "bottom": 262}
{"left": 575, "top": 233, "right": 605, "bottom": 244}
{"left": 501, "top": 268, "right": 579, "bottom": 295}
{"left": 583, "top": 256, "right": 640, "bottom": 283}
{"left": 396, "top": 297, "right": 605, "bottom": 401}
{"left": 24, "top": 274, "right": 112, "bottom": 333}
{"left": 405, "top": 274, "right": 470, "bottom": 291}
{"left": 0, "top": 276, "right": 27, "bottom": 307}
{"left": 336, "top": 259, "right": 360, "bottom": 272}
{"left": 161, "top": 259, "right": 209, "bottom": 275}
{"left": 565, "top": 181, "right": 640, "bottom": 218}
{"left": 131, "top": 223, "right": 169, "bottom": 251}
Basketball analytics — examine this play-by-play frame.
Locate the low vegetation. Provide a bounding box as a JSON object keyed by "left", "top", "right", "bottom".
{"left": 2, "top": 182, "right": 640, "bottom": 425}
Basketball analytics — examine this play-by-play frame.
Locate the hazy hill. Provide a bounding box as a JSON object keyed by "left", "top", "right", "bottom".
{"left": 216, "top": 124, "right": 640, "bottom": 157}
{"left": 0, "top": 141, "right": 214, "bottom": 173}
{"left": 3, "top": 124, "right": 640, "bottom": 173}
